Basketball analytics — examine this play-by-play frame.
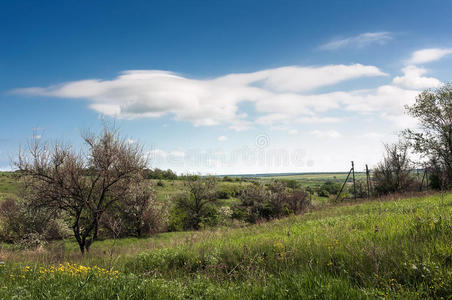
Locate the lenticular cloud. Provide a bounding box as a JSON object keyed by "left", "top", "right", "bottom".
{"left": 14, "top": 64, "right": 387, "bottom": 130}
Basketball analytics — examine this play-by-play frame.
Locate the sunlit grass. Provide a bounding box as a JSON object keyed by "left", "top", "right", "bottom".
{"left": 1, "top": 192, "right": 450, "bottom": 299}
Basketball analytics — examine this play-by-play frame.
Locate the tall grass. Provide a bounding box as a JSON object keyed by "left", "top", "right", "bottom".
{"left": 0, "top": 193, "right": 450, "bottom": 299}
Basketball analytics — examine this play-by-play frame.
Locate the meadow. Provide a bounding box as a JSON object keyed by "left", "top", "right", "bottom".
{"left": 0, "top": 170, "right": 450, "bottom": 299}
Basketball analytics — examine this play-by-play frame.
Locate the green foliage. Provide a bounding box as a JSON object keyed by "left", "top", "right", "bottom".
{"left": 278, "top": 179, "right": 301, "bottom": 190}
{"left": 319, "top": 180, "right": 341, "bottom": 195}
{"left": 240, "top": 181, "right": 310, "bottom": 223}
{"left": 167, "top": 204, "right": 188, "bottom": 232}
{"left": 222, "top": 176, "right": 233, "bottom": 182}
{"left": 145, "top": 168, "right": 178, "bottom": 180}
{"left": 217, "top": 185, "right": 238, "bottom": 199}
{"left": 169, "top": 177, "right": 219, "bottom": 230}
{"left": 318, "top": 189, "right": 329, "bottom": 197}
{"left": 404, "top": 83, "right": 452, "bottom": 188}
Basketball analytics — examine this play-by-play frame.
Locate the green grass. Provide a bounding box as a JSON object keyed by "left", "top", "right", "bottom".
{"left": 1, "top": 193, "right": 451, "bottom": 299}
{"left": 0, "top": 172, "right": 19, "bottom": 202}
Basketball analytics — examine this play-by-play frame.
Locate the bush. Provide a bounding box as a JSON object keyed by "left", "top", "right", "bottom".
{"left": 217, "top": 190, "right": 231, "bottom": 199}
{"left": 279, "top": 179, "right": 301, "bottom": 190}
{"left": 0, "top": 197, "right": 69, "bottom": 246}
{"left": 217, "top": 185, "right": 237, "bottom": 199}
{"left": 222, "top": 176, "right": 233, "bottom": 182}
{"left": 318, "top": 190, "right": 329, "bottom": 197}
{"left": 240, "top": 181, "right": 310, "bottom": 223}
{"left": 354, "top": 179, "right": 368, "bottom": 198}
{"left": 101, "top": 182, "right": 168, "bottom": 238}
{"left": 319, "top": 180, "right": 341, "bottom": 195}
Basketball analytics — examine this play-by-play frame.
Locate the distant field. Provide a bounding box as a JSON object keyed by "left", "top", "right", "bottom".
{"left": 255, "top": 172, "right": 367, "bottom": 189}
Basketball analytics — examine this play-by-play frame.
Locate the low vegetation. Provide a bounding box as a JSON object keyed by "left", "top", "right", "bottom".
{"left": 0, "top": 193, "right": 450, "bottom": 299}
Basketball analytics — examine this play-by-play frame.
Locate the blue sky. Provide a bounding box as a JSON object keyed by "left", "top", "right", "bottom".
{"left": 1, "top": 0, "right": 452, "bottom": 174}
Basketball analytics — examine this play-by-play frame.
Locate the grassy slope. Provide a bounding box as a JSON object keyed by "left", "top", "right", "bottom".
{"left": 0, "top": 172, "right": 19, "bottom": 201}
{"left": 0, "top": 193, "right": 450, "bottom": 299}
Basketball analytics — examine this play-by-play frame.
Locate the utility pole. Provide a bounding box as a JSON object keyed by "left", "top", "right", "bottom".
{"left": 335, "top": 166, "right": 353, "bottom": 202}
{"left": 352, "top": 161, "right": 356, "bottom": 200}
{"left": 365, "top": 164, "right": 370, "bottom": 198}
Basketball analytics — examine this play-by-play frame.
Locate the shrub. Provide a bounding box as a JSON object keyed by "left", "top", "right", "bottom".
{"left": 0, "top": 197, "right": 69, "bottom": 246}
{"left": 318, "top": 190, "right": 329, "bottom": 197}
{"left": 319, "top": 180, "right": 341, "bottom": 195}
{"left": 222, "top": 176, "right": 233, "bottom": 182}
{"left": 217, "top": 190, "right": 231, "bottom": 199}
{"left": 217, "top": 185, "right": 236, "bottom": 199}
{"left": 279, "top": 179, "right": 301, "bottom": 190}
{"left": 102, "top": 181, "right": 167, "bottom": 237}
{"left": 354, "top": 179, "right": 368, "bottom": 198}
{"left": 240, "top": 181, "right": 310, "bottom": 223}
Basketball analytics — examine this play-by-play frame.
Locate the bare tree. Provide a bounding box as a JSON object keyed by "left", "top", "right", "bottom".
{"left": 373, "top": 142, "right": 414, "bottom": 195}
{"left": 16, "top": 126, "right": 147, "bottom": 254}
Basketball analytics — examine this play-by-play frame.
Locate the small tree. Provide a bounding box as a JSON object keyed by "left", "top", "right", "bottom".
{"left": 16, "top": 126, "right": 147, "bottom": 254}
{"left": 172, "top": 176, "right": 218, "bottom": 230}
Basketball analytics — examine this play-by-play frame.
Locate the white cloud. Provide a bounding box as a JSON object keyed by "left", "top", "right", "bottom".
{"left": 360, "top": 132, "right": 384, "bottom": 139}
{"left": 14, "top": 64, "right": 386, "bottom": 130}
{"left": 392, "top": 65, "right": 442, "bottom": 89}
{"left": 169, "top": 150, "right": 185, "bottom": 158}
{"left": 310, "top": 130, "right": 342, "bottom": 138}
{"left": 218, "top": 135, "right": 228, "bottom": 142}
{"left": 296, "top": 116, "right": 342, "bottom": 124}
{"left": 148, "top": 149, "right": 186, "bottom": 162}
{"left": 288, "top": 129, "right": 298, "bottom": 135}
{"left": 320, "top": 32, "right": 392, "bottom": 50}
{"left": 407, "top": 48, "right": 452, "bottom": 64}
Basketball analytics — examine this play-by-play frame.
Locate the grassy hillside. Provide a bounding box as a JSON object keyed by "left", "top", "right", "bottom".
{"left": 0, "top": 193, "right": 450, "bottom": 299}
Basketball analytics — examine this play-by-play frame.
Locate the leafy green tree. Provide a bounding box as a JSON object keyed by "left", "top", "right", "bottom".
{"left": 403, "top": 84, "right": 452, "bottom": 187}
{"left": 172, "top": 176, "right": 218, "bottom": 230}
